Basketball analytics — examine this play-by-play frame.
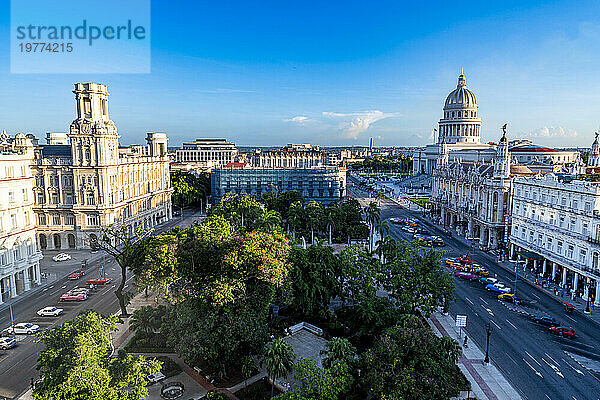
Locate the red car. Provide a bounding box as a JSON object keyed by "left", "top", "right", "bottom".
{"left": 60, "top": 292, "right": 87, "bottom": 301}
{"left": 549, "top": 326, "right": 575, "bottom": 338}
{"left": 454, "top": 272, "right": 478, "bottom": 281}
{"left": 397, "top": 205, "right": 403, "bottom": 209}
{"left": 68, "top": 270, "right": 86, "bottom": 280}
{"left": 86, "top": 277, "right": 112, "bottom": 285}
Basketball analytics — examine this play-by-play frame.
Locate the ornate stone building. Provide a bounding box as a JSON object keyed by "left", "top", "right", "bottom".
{"left": 0, "top": 133, "right": 42, "bottom": 304}
{"left": 32, "top": 83, "right": 173, "bottom": 250}
{"left": 430, "top": 128, "right": 515, "bottom": 249}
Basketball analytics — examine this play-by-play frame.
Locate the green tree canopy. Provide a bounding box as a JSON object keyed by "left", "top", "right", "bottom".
{"left": 275, "top": 358, "right": 353, "bottom": 400}
{"left": 34, "top": 311, "right": 160, "bottom": 400}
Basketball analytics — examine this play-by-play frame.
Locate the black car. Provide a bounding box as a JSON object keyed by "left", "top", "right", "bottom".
{"left": 534, "top": 316, "right": 559, "bottom": 327}
{"left": 415, "top": 228, "right": 429, "bottom": 235}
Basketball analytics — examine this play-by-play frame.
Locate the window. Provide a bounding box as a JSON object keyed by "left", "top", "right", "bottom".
{"left": 52, "top": 193, "right": 59, "bottom": 204}
{"left": 52, "top": 214, "right": 61, "bottom": 225}
{"left": 561, "top": 197, "right": 566, "bottom": 206}
{"left": 557, "top": 241, "right": 563, "bottom": 255}
{"left": 8, "top": 191, "right": 14, "bottom": 203}
{"left": 83, "top": 97, "right": 91, "bottom": 116}
{"left": 547, "top": 237, "right": 553, "bottom": 251}
{"left": 65, "top": 193, "right": 73, "bottom": 204}
{"left": 38, "top": 214, "right": 46, "bottom": 225}
{"left": 569, "top": 218, "right": 576, "bottom": 231}
{"left": 10, "top": 214, "right": 17, "bottom": 229}
{"left": 559, "top": 215, "right": 565, "bottom": 228}
{"left": 86, "top": 193, "right": 95, "bottom": 205}
{"left": 37, "top": 193, "right": 45, "bottom": 204}
{"left": 583, "top": 222, "right": 589, "bottom": 236}
{"left": 24, "top": 211, "right": 30, "bottom": 226}
{"left": 22, "top": 189, "right": 28, "bottom": 202}
{"left": 566, "top": 245, "right": 574, "bottom": 258}
{"left": 585, "top": 202, "right": 592, "bottom": 212}
{"left": 87, "top": 215, "right": 99, "bottom": 226}
{"left": 573, "top": 200, "right": 578, "bottom": 210}
{"left": 579, "top": 249, "right": 587, "bottom": 264}
{"left": 66, "top": 215, "right": 75, "bottom": 225}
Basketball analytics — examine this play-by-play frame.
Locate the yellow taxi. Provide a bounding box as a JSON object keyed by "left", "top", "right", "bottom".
{"left": 498, "top": 293, "right": 516, "bottom": 303}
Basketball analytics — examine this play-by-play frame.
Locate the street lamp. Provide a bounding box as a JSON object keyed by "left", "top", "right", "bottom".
{"left": 585, "top": 281, "right": 591, "bottom": 314}
{"left": 484, "top": 323, "right": 492, "bottom": 364}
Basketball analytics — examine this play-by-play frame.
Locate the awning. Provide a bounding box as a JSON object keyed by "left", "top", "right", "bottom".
{"left": 517, "top": 250, "right": 544, "bottom": 260}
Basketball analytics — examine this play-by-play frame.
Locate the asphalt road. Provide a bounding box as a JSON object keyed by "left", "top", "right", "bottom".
{"left": 0, "top": 212, "right": 203, "bottom": 399}
{"left": 350, "top": 178, "right": 600, "bottom": 400}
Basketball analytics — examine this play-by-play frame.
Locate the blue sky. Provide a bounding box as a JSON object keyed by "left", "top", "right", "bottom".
{"left": 1, "top": 0, "right": 599, "bottom": 147}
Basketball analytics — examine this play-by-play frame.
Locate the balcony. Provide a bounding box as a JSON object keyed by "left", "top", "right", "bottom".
{"left": 587, "top": 236, "right": 600, "bottom": 245}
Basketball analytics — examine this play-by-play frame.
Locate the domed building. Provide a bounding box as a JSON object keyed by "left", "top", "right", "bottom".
{"left": 412, "top": 73, "right": 495, "bottom": 175}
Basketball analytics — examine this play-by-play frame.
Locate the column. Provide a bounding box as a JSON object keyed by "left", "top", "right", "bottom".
{"left": 510, "top": 243, "right": 515, "bottom": 259}
{"left": 551, "top": 262, "right": 557, "bottom": 281}
{"left": 573, "top": 272, "right": 579, "bottom": 293}
{"left": 542, "top": 259, "right": 547, "bottom": 276}
{"left": 533, "top": 259, "right": 537, "bottom": 273}
{"left": 35, "top": 262, "right": 41, "bottom": 285}
{"left": 562, "top": 267, "right": 567, "bottom": 286}
{"left": 595, "top": 280, "right": 600, "bottom": 307}
{"left": 9, "top": 273, "right": 16, "bottom": 298}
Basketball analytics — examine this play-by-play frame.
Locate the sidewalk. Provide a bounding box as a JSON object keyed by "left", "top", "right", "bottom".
{"left": 428, "top": 312, "right": 522, "bottom": 400}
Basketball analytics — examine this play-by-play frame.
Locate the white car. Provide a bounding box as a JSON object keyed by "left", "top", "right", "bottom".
{"left": 0, "top": 337, "right": 16, "bottom": 350}
{"left": 37, "top": 306, "right": 64, "bottom": 317}
{"left": 53, "top": 253, "right": 71, "bottom": 262}
{"left": 146, "top": 371, "right": 166, "bottom": 384}
{"left": 4, "top": 323, "right": 40, "bottom": 335}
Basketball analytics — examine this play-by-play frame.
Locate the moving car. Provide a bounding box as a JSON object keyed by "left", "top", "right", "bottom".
{"left": 480, "top": 277, "right": 498, "bottom": 285}
{"left": 69, "top": 287, "right": 90, "bottom": 295}
{"left": 60, "top": 292, "right": 87, "bottom": 301}
{"left": 470, "top": 267, "right": 489, "bottom": 277}
{"left": 86, "top": 277, "right": 112, "bottom": 285}
{"left": 457, "top": 256, "right": 474, "bottom": 265}
{"left": 486, "top": 283, "right": 511, "bottom": 293}
{"left": 497, "top": 293, "right": 516, "bottom": 303}
{"left": 68, "top": 270, "right": 86, "bottom": 280}
{"left": 454, "top": 272, "right": 478, "bottom": 281}
{"left": 53, "top": 253, "right": 71, "bottom": 262}
{"left": 37, "top": 306, "right": 63, "bottom": 316}
{"left": 389, "top": 218, "right": 402, "bottom": 224}
{"left": 3, "top": 323, "right": 40, "bottom": 335}
{"left": 534, "top": 316, "right": 559, "bottom": 327}
{"left": 549, "top": 326, "right": 575, "bottom": 338}
{"left": 0, "top": 337, "right": 16, "bottom": 350}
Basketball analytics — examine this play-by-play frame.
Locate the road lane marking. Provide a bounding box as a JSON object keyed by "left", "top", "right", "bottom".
{"left": 482, "top": 306, "right": 495, "bottom": 317}
{"left": 506, "top": 353, "right": 518, "bottom": 365}
{"left": 506, "top": 320, "right": 517, "bottom": 330}
{"left": 562, "top": 358, "right": 584, "bottom": 376}
{"left": 526, "top": 351, "right": 541, "bottom": 366}
{"left": 542, "top": 358, "right": 564, "bottom": 378}
{"left": 531, "top": 293, "right": 540, "bottom": 299}
{"left": 479, "top": 297, "right": 488, "bottom": 305}
{"left": 465, "top": 297, "right": 474, "bottom": 305}
{"left": 565, "top": 315, "right": 576, "bottom": 323}
{"left": 545, "top": 353, "right": 559, "bottom": 366}
{"left": 61, "top": 285, "right": 66, "bottom": 289}
{"left": 42, "top": 288, "right": 48, "bottom": 292}
{"left": 490, "top": 320, "right": 501, "bottom": 330}
{"left": 523, "top": 358, "right": 543, "bottom": 378}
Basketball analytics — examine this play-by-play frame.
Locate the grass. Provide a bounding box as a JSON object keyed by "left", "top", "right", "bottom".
{"left": 124, "top": 332, "right": 174, "bottom": 354}
{"left": 152, "top": 355, "right": 183, "bottom": 378}
{"left": 408, "top": 197, "right": 430, "bottom": 208}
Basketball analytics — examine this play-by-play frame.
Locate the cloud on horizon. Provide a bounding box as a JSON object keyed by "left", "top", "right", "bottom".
{"left": 285, "top": 110, "right": 400, "bottom": 141}
{"left": 524, "top": 126, "right": 578, "bottom": 139}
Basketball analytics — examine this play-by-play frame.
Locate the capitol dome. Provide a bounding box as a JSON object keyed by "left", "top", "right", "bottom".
{"left": 444, "top": 74, "right": 477, "bottom": 108}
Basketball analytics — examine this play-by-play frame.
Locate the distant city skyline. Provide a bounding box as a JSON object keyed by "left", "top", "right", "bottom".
{"left": 1, "top": 0, "right": 599, "bottom": 148}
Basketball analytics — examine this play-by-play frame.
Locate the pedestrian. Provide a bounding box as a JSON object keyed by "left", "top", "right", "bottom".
{"left": 30, "top": 377, "right": 34, "bottom": 390}
{"left": 463, "top": 336, "right": 468, "bottom": 348}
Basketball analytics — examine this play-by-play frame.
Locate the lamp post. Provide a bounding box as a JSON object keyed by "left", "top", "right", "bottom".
{"left": 585, "top": 281, "right": 591, "bottom": 314}
{"left": 484, "top": 323, "right": 491, "bottom": 364}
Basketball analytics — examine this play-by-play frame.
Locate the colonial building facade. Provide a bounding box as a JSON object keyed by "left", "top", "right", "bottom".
{"left": 0, "top": 133, "right": 43, "bottom": 304}
{"left": 174, "top": 138, "right": 238, "bottom": 171}
{"left": 32, "top": 83, "right": 173, "bottom": 250}
{"left": 430, "top": 129, "right": 515, "bottom": 249}
{"left": 249, "top": 144, "right": 324, "bottom": 168}
{"left": 509, "top": 172, "right": 600, "bottom": 306}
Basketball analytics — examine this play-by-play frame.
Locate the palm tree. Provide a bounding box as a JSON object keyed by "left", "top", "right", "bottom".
{"left": 375, "top": 190, "right": 385, "bottom": 205}
{"left": 306, "top": 201, "right": 323, "bottom": 245}
{"left": 374, "top": 220, "right": 390, "bottom": 263}
{"left": 320, "top": 337, "right": 357, "bottom": 369}
{"left": 325, "top": 205, "right": 338, "bottom": 245}
{"left": 263, "top": 338, "right": 295, "bottom": 397}
{"left": 258, "top": 209, "right": 282, "bottom": 232}
{"left": 288, "top": 201, "right": 304, "bottom": 239}
{"left": 364, "top": 202, "right": 381, "bottom": 252}
{"left": 130, "top": 306, "right": 155, "bottom": 336}
{"left": 241, "top": 355, "right": 257, "bottom": 389}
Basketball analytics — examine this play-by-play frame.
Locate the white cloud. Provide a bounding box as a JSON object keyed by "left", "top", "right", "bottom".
{"left": 284, "top": 116, "right": 309, "bottom": 123}
{"left": 524, "top": 126, "right": 578, "bottom": 138}
{"left": 321, "top": 110, "right": 400, "bottom": 140}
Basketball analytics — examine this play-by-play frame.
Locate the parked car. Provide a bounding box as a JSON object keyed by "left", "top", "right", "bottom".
{"left": 60, "top": 293, "right": 87, "bottom": 301}
{"left": 479, "top": 277, "right": 498, "bottom": 285}
{"left": 0, "top": 337, "right": 16, "bottom": 350}
{"left": 53, "top": 253, "right": 71, "bottom": 262}
{"left": 457, "top": 257, "right": 474, "bottom": 265}
{"left": 549, "top": 326, "right": 575, "bottom": 338}
{"left": 486, "top": 283, "right": 511, "bottom": 293}
{"left": 389, "top": 218, "right": 402, "bottom": 224}
{"left": 498, "top": 293, "right": 516, "bottom": 303}
{"left": 534, "top": 316, "right": 560, "bottom": 327}
{"left": 68, "top": 270, "right": 86, "bottom": 280}
{"left": 37, "top": 306, "right": 63, "bottom": 317}
{"left": 146, "top": 371, "right": 166, "bottom": 384}
{"left": 397, "top": 205, "right": 404, "bottom": 209}
{"left": 3, "top": 323, "right": 40, "bottom": 335}
{"left": 454, "top": 272, "right": 478, "bottom": 281}
{"left": 69, "top": 288, "right": 90, "bottom": 295}
{"left": 86, "top": 277, "right": 112, "bottom": 285}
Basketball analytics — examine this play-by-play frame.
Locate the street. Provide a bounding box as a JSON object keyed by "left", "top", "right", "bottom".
{"left": 0, "top": 211, "right": 203, "bottom": 399}
{"left": 349, "top": 178, "right": 600, "bottom": 400}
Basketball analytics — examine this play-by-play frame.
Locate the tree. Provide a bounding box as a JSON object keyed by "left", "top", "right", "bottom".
{"left": 34, "top": 311, "right": 160, "bottom": 400}
{"left": 381, "top": 244, "right": 454, "bottom": 316}
{"left": 241, "top": 355, "right": 258, "bottom": 389}
{"left": 338, "top": 244, "right": 381, "bottom": 306}
{"left": 257, "top": 209, "right": 283, "bottom": 233}
{"left": 210, "top": 193, "right": 265, "bottom": 231}
{"left": 320, "top": 338, "right": 357, "bottom": 369}
{"left": 363, "top": 202, "right": 380, "bottom": 252}
{"left": 263, "top": 338, "right": 296, "bottom": 398}
{"left": 305, "top": 201, "right": 323, "bottom": 244}
{"left": 324, "top": 205, "right": 338, "bottom": 245}
{"left": 288, "top": 244, "right": 341, "bottom": 316}
{"left": 360, "top": 316, "right": 463, "bottom": 400}
{"left": 275, "top": 359, "right": 353, "bottom": 400}
{"left": 287, "top": 201, "right": 305, "bottom": 239}
{"left": 97, "top": 224, "right": 153, "bottom": 316}
{"left": 129, "top": 306, "right": 157, "bottom": 336}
